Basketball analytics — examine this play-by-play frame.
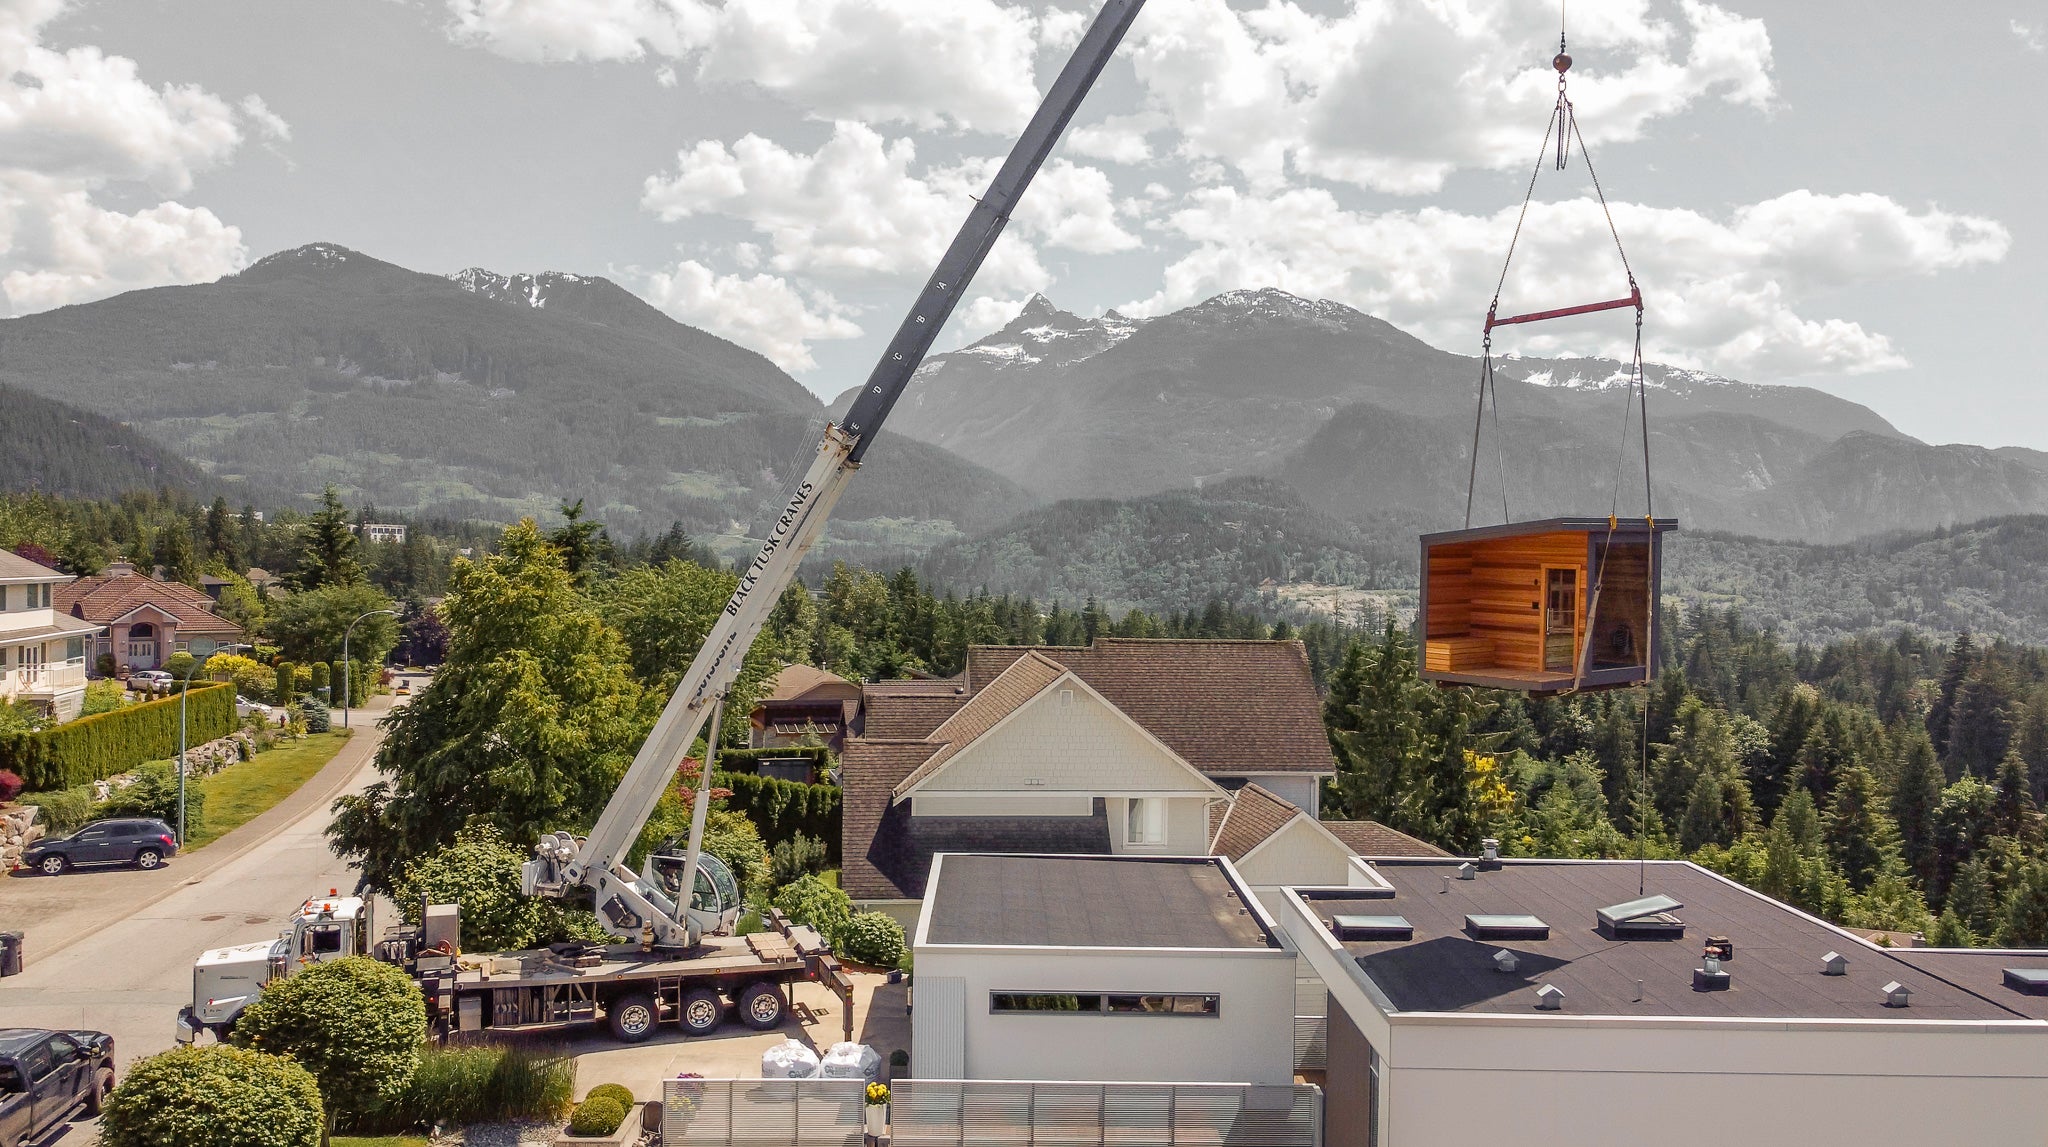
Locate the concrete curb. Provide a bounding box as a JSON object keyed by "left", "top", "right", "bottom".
{"left": 26, "top": 707, "right": 392, "bottom": 962}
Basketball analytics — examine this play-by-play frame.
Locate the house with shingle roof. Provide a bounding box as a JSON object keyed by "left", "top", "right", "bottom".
{"left": 748, "top": 663, "right": 861, "bottom": 753}
{"left": 845, "top": 638, "right": 1372, "bottom": 922}
{"left": 55, "top": 562, "right": 244, "bottom": 671}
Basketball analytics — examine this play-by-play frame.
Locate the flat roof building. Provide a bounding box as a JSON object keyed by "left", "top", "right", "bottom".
{"left": 913, "top": 854, "right": 1296, "bottom": 1085}
{"left": 1281, "top": 858, "right": 2048, "bottom": 1147}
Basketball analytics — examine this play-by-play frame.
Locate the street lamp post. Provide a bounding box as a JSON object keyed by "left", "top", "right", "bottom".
{"left": 175, "top": 656, "right": 200, "bottom": 845}
{"left": 341, "top": 609, "right": 398, "bottom": 729}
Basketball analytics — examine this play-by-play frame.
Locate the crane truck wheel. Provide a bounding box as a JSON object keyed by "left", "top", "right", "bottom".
{"left": 736, "top": 981, "right": 786, "bottom": 1031}
{"left": 678, "top": 987, "right": 725, "bottom": 1036}
{"left": 608, "top": 992, "right": 659, "bottom": 1043}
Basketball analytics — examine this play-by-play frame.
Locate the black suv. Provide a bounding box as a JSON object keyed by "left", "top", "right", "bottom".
{"left": 21, "top": 818, "right": 178, "bottom": 875}
{"left": 0, "top": 1028, "right": 114, "bottom": 1147}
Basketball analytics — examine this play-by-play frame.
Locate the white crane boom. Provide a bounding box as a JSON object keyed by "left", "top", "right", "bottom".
{"left": 522, "top": 0, "right": 1149, "bottom": 949}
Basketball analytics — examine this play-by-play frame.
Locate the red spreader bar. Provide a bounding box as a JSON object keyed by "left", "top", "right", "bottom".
{"left": 1485, "top": 283, "right": 1641, "bottom": 334}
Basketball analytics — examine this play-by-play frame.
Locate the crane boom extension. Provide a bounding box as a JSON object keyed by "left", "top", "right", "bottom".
{"left": 522, "top": 0, "right": 1148, "bottom": 948}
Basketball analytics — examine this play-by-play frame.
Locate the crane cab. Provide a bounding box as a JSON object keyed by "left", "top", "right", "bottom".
{"left": 1420, "top": 517, "right": 1674, "bottom": 695}
{"left": 647, "top": 850, "right": 744, "bottom": 937}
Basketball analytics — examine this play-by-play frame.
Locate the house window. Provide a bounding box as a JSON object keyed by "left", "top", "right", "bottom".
{"left": 64, "top": 637, "right": 85, "bottom": 664}
{"left": 990, "top": 992, "right": 1219, "bottom": 1017}
{"left": 1126, "top": 797, "right": 1166, "bottom": 845}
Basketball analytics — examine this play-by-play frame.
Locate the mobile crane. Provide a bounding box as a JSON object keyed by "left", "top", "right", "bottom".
{"left": 177, "top": 0, "right": 1149, "bottom": 1050}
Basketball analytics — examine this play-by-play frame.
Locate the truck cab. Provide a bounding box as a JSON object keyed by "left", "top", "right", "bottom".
{"left": 177, "top": 892, "right": 373, "bottom": 1044}
{"left": 0, "top": 1028, "right": 114, "bottom": 1147}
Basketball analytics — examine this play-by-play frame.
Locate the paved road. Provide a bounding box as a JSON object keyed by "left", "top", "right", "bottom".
{"left": 0, "top": 697, "right": 397, "bottom": 1068}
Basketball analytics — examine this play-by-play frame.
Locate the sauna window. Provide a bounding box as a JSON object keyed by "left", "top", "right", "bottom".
{"left": 1589, "top": 540, "right": 1650, "bottom": 670}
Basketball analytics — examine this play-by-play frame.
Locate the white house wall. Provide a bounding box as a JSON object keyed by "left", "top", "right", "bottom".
{"left": 913, "top": 686, "right": 1214, "bottom": 797}
{"left": 910, "top": 946, "right": 1296, "bottom": 1086}
{"left": 1110, "top": 795, "right": 1212, "bottom": 855}
{"left": 1383, "top": 1021, "right": 2048, "bottom": 1147}
{"left": 1235, "top": 819, "right": 1353, "bottom": 888}
{"left": 1239, "top": 774, "right": 1319, "bottom": 815}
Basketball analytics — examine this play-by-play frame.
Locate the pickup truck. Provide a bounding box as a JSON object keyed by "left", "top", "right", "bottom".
{"left": 0, "top": 1028, "right": 114, "bottom": 1147}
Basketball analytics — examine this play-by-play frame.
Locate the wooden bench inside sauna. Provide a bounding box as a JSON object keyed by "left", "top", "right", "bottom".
{"left": 1420, "top": 518, "right": 1676, "bottom": 694}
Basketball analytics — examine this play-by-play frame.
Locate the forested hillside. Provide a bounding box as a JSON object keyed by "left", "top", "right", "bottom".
{"left": 0, "top": 385, "right": 216, "bottom": 500}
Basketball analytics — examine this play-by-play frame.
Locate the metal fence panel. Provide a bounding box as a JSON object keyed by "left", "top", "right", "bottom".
{"left": 890, "top": 1079, "right": 965, "bottom": 1147}
{"left": 1293, "top": 1015, "right": 1327, "bottom": 1073}
{"left": 663, "top": 1078, "right": 864, "bottom": 1146}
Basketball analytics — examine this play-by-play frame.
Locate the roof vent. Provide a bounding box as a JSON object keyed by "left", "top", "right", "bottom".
{"left": 1492, "top": 949, "right": 1520, "bottom": 974}
{"left": 1597, "top": 893, "right": 1686, "bottom": 940}
{"left": 1457, "top": 862, "right": 1477, "bottom": 881}
{"left": 2002, "top": 968, "right": 2048, "bottom": 996}
{"left": 1533, "top": 983, "right": 1564, "bottom": 1011}
{"left": 1479, "top": 838, "right": 1502, "bottom": 870}
{"left": 1882, "top": 981, "right": 1912, "bottom": 1008}
{"left": 1332, "top": 914, "right": 1414, "bottom": 942}
{"left": 1821, "top": 952, "right": 1849, "bottom": 977}
{"left": 1466, "top": 914, "right": 1549, "bottom": 940}
{"left": 1693, "top": 951, "right": 1731, "bottom": 992}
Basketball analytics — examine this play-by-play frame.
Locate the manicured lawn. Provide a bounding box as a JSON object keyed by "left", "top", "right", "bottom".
{"left": 333, "top": 1138, "right": 430, "bottom": 1147}
{"left": 186, "top": 731, "right": 353, "bottom": 849}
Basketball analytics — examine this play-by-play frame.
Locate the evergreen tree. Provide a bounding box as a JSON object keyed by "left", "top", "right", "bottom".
{"left": 203, "top": 496, "right": 239, "bottom": 569}
{"left": 1927, "top": 631, "right": 1978, "bottom": 759}
{"left": 1932, "top": 775, "right": 1999, "bottom": 903}
{"left": 1822, "top": 766, "right": 1888, "bottom": 891}
{"left": 153, "top": 518, "right": 199, "bottom": 584}
{"left": 1795, "top": 706, "right": 1856, "bottom": 808}
{"left": 1775, "top": 789, "right": 1823, "bottom": 854}
{"left": 1679, "top": 771, "right": 1728, "bottom": 852}
{"left": 1946, "top": 666, "right": 2016, "bottom": 778}
{"left": 1993, "top": 746, "right": 2039, "bottom": 844}
{"left": 293, "top": 486, "right": 363, "bottom": 590}
{"left": 1994, "top": 862, "right": 2048, "bottom": 947}
{"left": 1928, "top": 908, "right": 1976, "bottom": 948}
{"left": 1759, "top": 685, "right": 1817, "bottom": 818}
{"left": 1891, "top": 730, "right": 1944, "bottom": 887}
{"left": 548, "top": 498, "right": 607, "bottom": 584}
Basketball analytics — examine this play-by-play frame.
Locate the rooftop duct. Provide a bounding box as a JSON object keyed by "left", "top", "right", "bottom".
{"left": 1821, "top": 952, "right": 1848, "bottom": 977}
{"left": 1534, "top": 983, "right": 1564, "bottom": 1011}
{"left": 1492, "top": 949, "right": 1520, "bottom": 974}
{"left": 1457, "top": 862, "right": 1478, "bottom": 881}
{"left": 1882, "top": 981, "right": 1912, "bottom": 1008}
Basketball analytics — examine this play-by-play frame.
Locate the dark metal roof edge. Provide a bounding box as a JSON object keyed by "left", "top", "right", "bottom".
{"left": 1421, "top": 517, "right": 1681, "bottom": 545}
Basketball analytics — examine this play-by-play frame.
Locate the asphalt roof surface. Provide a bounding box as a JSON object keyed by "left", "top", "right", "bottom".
{"left": 922, "top": 854, "right": 1278, "bottom": 950}
{"left": 1312, "top": 860, "right": 2045, "bottom": 1021}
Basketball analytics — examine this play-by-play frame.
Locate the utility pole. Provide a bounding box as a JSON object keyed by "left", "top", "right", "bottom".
{"left": 341, "top": 609, "right": 397, "bottom": 729}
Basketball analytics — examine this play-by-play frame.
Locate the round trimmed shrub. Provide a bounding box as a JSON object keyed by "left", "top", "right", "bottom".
{"left": 101, "top": 1044, "right": 323, "bottom": 1147}
{"left": 232, "top": 955, "right": 427, "bottom": 1121}
{"left": 838, "top": 911, "right": 906, "bottom": 968}
{"left": 585, "top": 1082, "right": 635, "bottom": 1109}
{"left": 569, "top": 1094, "right": 628, "bottom": 1137}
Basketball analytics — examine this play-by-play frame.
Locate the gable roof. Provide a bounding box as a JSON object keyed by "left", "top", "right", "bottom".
{"left": 758, "top": 663, "right": 860, "bottom": 705}
{"left": 964, "top": 639, "right": 1334, "bottom": 777}
{"left": 1320, "top": 819, "right": 1451, "bottom": 859}
{"left": 1209, "top": 783, "right": 1309, "bottom": 861}
{"left": 890, "top": 652, "right": 1070, "bottom": 798}
{"left": 0, "top": 550, "right": 70, "bottom": 584}
{"left": 56, "top": 572, "right": 244, "bottom": 638}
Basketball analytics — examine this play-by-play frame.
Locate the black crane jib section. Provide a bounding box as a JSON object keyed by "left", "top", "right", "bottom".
{"left": 838, "top": 0, "right": 1147, "bottom": 463}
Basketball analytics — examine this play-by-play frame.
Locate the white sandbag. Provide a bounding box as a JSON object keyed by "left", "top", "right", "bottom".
{"left": 817, "top": 1041, "right": 882, "bottom": 1082}
{"left": 761, "top": 1037, "right": 820, "bottom": 1079}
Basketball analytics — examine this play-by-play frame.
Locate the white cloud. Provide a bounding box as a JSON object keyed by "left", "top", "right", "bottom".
{"left": 637, "top": 259, "right": 861, "bottom": 372}
{"left": 0, "top": 0, "right": 278, "bottom": 313}
{"left": 1125, "top": 0, "right": 1775, "bottom": 193}
{"left": 2014, "top": 20, "right": 2045, "bottom": 53}
{"left": 444, "top": 0, "right": 1060, "bottom": 132}
{"left": 1127, "top": 187, "right": 2008, "bottom": 378}
{"left": 641, "top": 121, "right": 1138, "bottom": 300}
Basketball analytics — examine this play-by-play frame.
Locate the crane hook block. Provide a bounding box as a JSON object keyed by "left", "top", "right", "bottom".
{"left": 1554, "top": 52, "right": 1572, "bottom": 74}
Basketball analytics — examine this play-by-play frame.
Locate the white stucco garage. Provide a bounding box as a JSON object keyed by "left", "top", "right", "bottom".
{"left": 910, "top": 853, "right": 1297, "bottom": 1085}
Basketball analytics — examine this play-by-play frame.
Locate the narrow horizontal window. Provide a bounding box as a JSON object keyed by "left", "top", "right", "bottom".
{"left": 991, "top": 992, "right": 1218, "bottom": 1017}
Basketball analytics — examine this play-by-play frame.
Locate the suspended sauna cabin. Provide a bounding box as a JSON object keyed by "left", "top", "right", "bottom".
{"left": 1420, "top": 518, "right": 1675, "bottom": 695}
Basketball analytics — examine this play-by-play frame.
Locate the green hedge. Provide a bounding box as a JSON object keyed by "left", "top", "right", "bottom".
{"left": 3, "top": 684, "right": 236, "bottom": 791}
{"left": 714, "top": 746, "right": 833, "bottom": 778}
{"left": 716, "top": 770, "right": 841, "bottom": 860}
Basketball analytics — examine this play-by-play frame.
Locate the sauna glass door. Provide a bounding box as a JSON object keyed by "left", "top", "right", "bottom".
{"left": 1543, "top": 567, "right": 1578, "bottom": 672}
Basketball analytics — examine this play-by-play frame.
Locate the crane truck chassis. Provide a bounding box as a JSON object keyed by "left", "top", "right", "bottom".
{"left": 179, "top": 893, "right": 857, "bottom": 1046}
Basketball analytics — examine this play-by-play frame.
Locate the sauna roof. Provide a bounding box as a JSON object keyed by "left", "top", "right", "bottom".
{"left": 1421, "top": 517, "right": 1680, "bottom": 546}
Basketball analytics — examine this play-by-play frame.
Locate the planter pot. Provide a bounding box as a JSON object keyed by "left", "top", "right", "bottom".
{"left": 866, "top": 1105, "right": 888, "bottom": 1137}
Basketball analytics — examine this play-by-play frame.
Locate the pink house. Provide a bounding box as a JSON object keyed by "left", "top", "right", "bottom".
{"left": 55, "top": 562, "right": 244, "bottom": 671}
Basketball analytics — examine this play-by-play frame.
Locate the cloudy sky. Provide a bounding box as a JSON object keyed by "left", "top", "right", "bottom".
{"left": 8, "top": 0, "right": 2043, "bottom": 447}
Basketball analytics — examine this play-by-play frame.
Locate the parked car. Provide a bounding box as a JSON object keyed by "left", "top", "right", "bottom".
{"left": 394, "top": 683, "right": 411, "bottom": 696}
{"left": 20, "top": 818, "right": 178, "bottom": 875}
{"left": 128, "top": 669, "right": 174, "bottom": 694}
{"left": 235, "top": 695, "right": 275, "bottom": 718}
{"left": 0, "top": 1028, "right": 114, "bottom": 1147}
